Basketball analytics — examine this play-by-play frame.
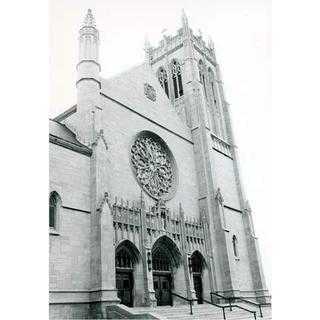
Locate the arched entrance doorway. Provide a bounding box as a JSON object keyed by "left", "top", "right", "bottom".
{"left": 190, "top": 251, "right": 206, "bottom": 304}
{"left": 115, "top": 240, "right": 140, "bottom": 307}
{"left": 152, "top": 236, "right": 182, "bottom": 306}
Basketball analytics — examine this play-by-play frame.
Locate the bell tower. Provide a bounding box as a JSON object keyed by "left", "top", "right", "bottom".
{"left": 147, "top": 10, "right": 269, "bottom": 300}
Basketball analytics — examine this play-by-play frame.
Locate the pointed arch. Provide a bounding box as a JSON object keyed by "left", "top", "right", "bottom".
{"left": 157, "top": 66, "right": 169, "bottom": 98}
{"left": 49, "top": 191, "right": 61, "bottom": 230}
{"left": 115, "top": 239, "right": 141, "bottom": 267}
{"left": 190, "top": 250, "right": 207, "bottom": 273}
{"left": 171, "top": 59, "right": 184, "bottom": 99}
{"left": 152, "top": 235, "right": 182, "bottom": 270}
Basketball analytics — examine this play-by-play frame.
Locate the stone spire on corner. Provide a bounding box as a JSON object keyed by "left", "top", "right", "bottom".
{"left": 181, "top": 9, "right": 189, "bottom": 28}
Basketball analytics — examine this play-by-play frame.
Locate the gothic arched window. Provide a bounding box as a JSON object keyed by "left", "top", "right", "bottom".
{"left": 157, "top": 67, "right": 169, "bottom": 98}
{"left": 232, "top": 235, "right": 239, "bottom": 258}
{"left": 49, "top": 192, "right": 60, "bottom": 230}
{"left": 171, "top": 60, "right": 184, "bottom": 99}
{"left": 198, "top": 60, "right": 207, "bottom": 98}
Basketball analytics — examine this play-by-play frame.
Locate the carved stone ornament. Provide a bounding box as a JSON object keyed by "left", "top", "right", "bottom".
{"left": 144, "top": 83, "right": 156, "bottom": 102}
{"left": 131, "top": 135, "right": 176, "bottom": 200}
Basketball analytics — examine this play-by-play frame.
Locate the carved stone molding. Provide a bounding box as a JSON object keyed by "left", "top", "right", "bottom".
{"left": 92, "top": 129, "right": 108, "bottom": 151}
{"left": 144, "top": 83, "right": 156, "bottom": 102}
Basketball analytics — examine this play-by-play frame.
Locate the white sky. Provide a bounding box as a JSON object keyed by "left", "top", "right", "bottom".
{"left": 50, "top": 0, "right": 271, "bottom": 290}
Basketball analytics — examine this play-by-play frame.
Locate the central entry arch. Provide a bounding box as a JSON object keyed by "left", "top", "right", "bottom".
{"left": 151, "top": 235, "right": 182, "bottom": 306}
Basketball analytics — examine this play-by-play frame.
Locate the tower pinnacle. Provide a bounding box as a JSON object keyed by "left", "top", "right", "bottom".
{"left": 144, "top": 35, "right": 152, "bottom": 64}
{"left": 83, "top": 8, "right": 96, "bottom": 27}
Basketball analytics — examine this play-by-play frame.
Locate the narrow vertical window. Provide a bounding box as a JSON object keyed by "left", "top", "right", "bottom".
{"left": 232, "top": 235, "right": 239, "bottom": 258}
{"left": 49, "top": 191, "right": 60, "bottom": 231}
{"left": 157, "top": 67, "right": 169, "bottom": 98}
{"left": 49, "top": 193, "right": 57, "bottom": 229}
{"left": 198, "top": 60, "right": 207, "bottom": 98}
{"left": 208, "top": 67, "right": 215, "bottom": 103}
{"left": 171, "top": 60, "right": 184, "bottom": 99}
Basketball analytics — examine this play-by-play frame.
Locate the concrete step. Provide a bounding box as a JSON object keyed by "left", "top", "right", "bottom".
{"left": 129, "top": 304, "right": 272, "bottom": 320}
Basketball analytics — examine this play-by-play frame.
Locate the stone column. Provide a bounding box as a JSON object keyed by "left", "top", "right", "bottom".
{"left": 139, "top": 193, "right": 157, "bottom": 307}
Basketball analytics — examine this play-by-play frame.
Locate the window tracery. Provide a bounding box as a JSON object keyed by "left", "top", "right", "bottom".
{"left": 171, "top": 60, "right": 184, "bottom": 99}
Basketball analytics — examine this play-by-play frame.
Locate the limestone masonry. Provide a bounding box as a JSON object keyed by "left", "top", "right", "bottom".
{"left": 49, "top": 9, "right": 270, "bottom": 319}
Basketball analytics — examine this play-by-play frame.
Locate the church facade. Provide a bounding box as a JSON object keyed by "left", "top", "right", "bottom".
{"left": 49, "top": 9, "right": 269, "bottom": 319}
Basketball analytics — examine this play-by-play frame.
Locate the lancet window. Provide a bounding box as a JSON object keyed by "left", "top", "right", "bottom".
{"left": 198, "top": 60, "right": 207, "bottom": 98}
{"left": 171, "top": 60, "right": 184, "bottom": 99}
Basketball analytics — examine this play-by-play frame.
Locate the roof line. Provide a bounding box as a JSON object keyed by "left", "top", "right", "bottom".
{"left": 53, "top": 105, "right": 77, "bottom": 122}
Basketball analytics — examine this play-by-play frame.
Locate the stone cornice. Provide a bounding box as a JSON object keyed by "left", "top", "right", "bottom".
{"left": 49, "top": 134, "right": 92, "bottom": 156}
{"left": 76, "top": 77, "right": 101, "bottom": 89}
{"left": 76, "top": 59, "right": 101, "bottom": 71}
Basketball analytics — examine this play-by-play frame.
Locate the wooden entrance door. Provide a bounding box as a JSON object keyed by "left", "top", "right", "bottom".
{"left": 116, "top": 271, "right": 133, "bottom": 307}
{"left": 153, "top": 274, "right": 172, "bottom": 306}
{"left": 193, "top": 273, "right": 203, "bottom": 304}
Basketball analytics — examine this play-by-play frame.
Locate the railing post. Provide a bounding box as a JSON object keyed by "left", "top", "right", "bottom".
{"left": 229, "top": 298, "right": 232, "bottom": 311}
{"left": 253, "top": 311, "right": 256, "bottom": 320}
{"left": 259, "top": 305, "right": 263, "bottom": 317}
{"left": 190, "top": 300, "right": 193, "bottom": 315}
{"left": 222, "top": 306, "right": 226, "bottom": 320}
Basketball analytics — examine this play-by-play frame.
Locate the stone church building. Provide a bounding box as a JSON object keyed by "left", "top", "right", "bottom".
{"left": 49, "top": 9, "right": 269, "bottom": 319}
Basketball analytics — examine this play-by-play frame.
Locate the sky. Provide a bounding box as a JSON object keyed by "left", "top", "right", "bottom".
{"left": 50, "top": 0, "right": 271, "bottom": 289}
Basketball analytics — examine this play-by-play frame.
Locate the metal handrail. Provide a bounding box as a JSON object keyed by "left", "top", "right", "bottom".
{"left": 202, "top": 298, "right": 227, "bottom": 320}
{"left": 171, "top": 292, "right": 197, "bottom": 315}
{"left": 210, "top": 292, "right": 257, "bottom": 319}
{"left": 211, "top": 291, "right": 271, "bottom": 318}
{"left": 236, "top": 297, "right": 271, "bottom": 317}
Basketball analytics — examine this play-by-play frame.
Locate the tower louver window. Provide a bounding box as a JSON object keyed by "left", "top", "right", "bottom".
{"left": 171, "top": 60, "right": 184, "bottom": 99}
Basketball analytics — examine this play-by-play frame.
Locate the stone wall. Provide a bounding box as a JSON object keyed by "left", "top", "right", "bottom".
{"left": 49, "top": 143, "right": 91, "bottom": 307}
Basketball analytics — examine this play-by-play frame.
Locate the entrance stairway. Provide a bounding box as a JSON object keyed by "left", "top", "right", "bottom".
{"left": 130, "top": 303, "right": 272, "bottom": 320}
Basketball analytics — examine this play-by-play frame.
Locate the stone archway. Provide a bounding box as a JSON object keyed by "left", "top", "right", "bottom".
{"left": 190, "top": 251, "right": 207, "bottom": 304}
{"left": 115, "top": 240, "right": 143, "bottom": 307}
{"left": 151, "top": 236, "right": 182, "bottom": 306}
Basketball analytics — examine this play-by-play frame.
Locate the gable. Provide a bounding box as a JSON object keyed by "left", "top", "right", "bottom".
{"left": 100, "top": 63, "right": 191, "bottom": 141}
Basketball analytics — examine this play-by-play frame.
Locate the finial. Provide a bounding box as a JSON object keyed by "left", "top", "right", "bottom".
{"left": 83, "top": 8, "right": 96, "bottom": 27}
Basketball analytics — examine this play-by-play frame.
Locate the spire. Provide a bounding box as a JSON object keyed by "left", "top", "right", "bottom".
{"left": 83, "top": 8, "right": 96, "bottom": 27}
{"left": 181, "top": 9, "right": 189, "bottom": 28}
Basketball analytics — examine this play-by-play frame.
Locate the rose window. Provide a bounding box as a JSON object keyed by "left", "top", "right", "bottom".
{"left": 131, "top": 136, "right": 175, "bottom": 199}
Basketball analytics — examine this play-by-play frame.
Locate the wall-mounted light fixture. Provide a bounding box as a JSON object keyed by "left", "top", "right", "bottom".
{"left": 147, "top": 252, "right": 152, "bottom": 271}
